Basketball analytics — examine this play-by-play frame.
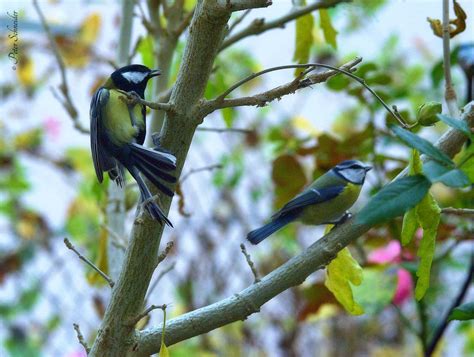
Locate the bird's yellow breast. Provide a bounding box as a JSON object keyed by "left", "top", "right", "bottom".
{"left": 102, "top": 90, "right": 145, "bottom": 145}
{"left": 299, "top": 183, "right": 362, "bottom": 225}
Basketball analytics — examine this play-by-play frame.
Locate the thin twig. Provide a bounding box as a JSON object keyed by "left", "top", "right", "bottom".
{"left": 174, "top": 7, "right": 195, "bottom": 36}
{"left": 197, "top": 127, "right": 254, "bottom": 134}
{"left": 33, "top": 0, "right": 88, "bottom": 134}
{"left": 73, "top": 323, "right": 90, "bottom": 354}
{"left": 207, "top": 60, "right": 409, "bottom": 128}
{"left": 145, "top": 262, "right": 176, "bottom": 301}
{"left": 100, "top": 223, "right": 128, "bottom": 251}
{"left": 391, "top": 303, "right": 420, "bottom": 338}
{"left": 441, "top": 207, "right": 474, "bottom": 215}
{"left": 63, "top": 238, "right": 115, "bottom": 288}
{"left": 425, "top": 251, "right": 474, "bottom": 357}
{"left": 180, "top": 164, "right": 223, "bottom": 183}
{"left": 221, "top": 0, "right": 351, "bottom": 50}
{"left": 126, "top": 304, "right": 166, "bottom": 327}
{"left": 240, "top": 243, "right": 260, "bottom": 283}
{"left": 118, "top": 90, "right": 174, "bottom": 112}
{"left": 156, "top": 241, "right": 174, "bottom": 266}
{"left": 227, "top": 9, "right": 252, "bottom": 35}
{"left": 442, "top": 0, "right": 459, "bottom": 117}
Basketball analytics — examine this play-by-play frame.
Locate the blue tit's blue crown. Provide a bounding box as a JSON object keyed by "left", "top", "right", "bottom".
{"left": 332, "top": 160, "right": 371, "bottom": 185}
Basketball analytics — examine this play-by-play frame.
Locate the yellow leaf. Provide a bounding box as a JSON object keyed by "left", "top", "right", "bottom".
{"left": 159, "top": 341, "right": 170, "bottom": 357}
{"left": 87, "top": 227, "right": 109, "bottom": 286}
{"left": 293, "top": 2, "right": 314, "bottom": 75}
{"left": 401, "top": 150, "right": 422, "bottom": 246}
{"left": 79, "top": 13, "right": 101, "bottom": 45}
{"left": 415, "top": 193, "right": 440, "bottom": 300}
{"left": 319, "top": 9, "right": 337, "bottom": 49}
{"left": 291, "top": 116, "right": 321, "bottom": 137}
{"left": 325, "top": 247, "right": 364, "bottom": 315}
{"left": 17, "top": 56, "right": 35, "bottom": 87}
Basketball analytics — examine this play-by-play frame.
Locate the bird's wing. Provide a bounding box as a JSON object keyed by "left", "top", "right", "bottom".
{"left": 273, "top": 185, "right": 345, "bottom": 218}
{"left": 90, "top": 87, "right": 111, "bottom": 183}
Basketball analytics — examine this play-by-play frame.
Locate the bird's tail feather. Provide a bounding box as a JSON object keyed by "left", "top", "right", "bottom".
{"left": 247, "top": 213, "right": 297, "bottom": 245}
{"left": 128, "top": 143, "right": 177, "bottom": 197}
{"left": 126, "top": 164, "right": 173, "bottom": 227}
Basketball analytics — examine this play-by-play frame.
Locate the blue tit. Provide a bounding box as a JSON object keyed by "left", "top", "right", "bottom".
{"left": 90, "top": 64, "right": 176, "bottom": 226}
{"left": 247, "top": 160, "right": 372, "bottom": 244}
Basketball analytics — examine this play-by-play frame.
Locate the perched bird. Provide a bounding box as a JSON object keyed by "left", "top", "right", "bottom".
{"left": 247, "top": 160, "right": 372, "bottom": 244}
{"left": 90, "top": 64, "right": 176, "bottom": 226}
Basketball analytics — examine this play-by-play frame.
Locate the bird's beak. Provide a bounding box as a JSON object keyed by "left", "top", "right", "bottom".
{"left": 149, "top": 69, "right": 161, "bottom": 78}
{"left": 364, "top": 165, "right": 372, "bottom": 172}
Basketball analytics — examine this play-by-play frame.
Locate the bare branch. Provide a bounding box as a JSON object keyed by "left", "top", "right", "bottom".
{"left": 174, "top": 7, "right": 195, "bottom": 37}
{"left": 228, "top": 9, "right": 252, "bottom": 34}
{"left": 145, "top": 262, "right": 176, "bottom": 301}
{"left": 203, "top": 59, "right": 411, "bottom": 128}
{"left": 240, "top": 243, "right": 260, "bottom": 283}
{"left": 33, "top": 0, "right": 88, "bottom": 134}
{"left": 73, "top": 323, "right": 90, "bottom": 354}
{"left": 64, "top": 238, "right": 115, "bottom": 288}
{"left": 442, "top": 0, "right": 459, "bottom": 116}
{"left": 126, "top": 304, "right": 166, "bottom": 327}
{"left": 221, "top": 0, "right": 351, "bottom": 50}
{"left": 214, "top": 0, "right": 272, "bottom": 13}
{"left": 118, "top": 90, "right": 174, "bottom": 112}
{"left": 156, "top": 241, "right": 174, "bottom": 266}
{"left": 197, "top": 127, "right": 253, "bottom": 134}
{"left": 180, "top": 164, "right": 223, "bottom": 183}
{"left": 441, "top": 207, "right": 474, "bottom": 215}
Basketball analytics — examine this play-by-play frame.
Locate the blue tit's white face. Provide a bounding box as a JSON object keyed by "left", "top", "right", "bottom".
{"left": 332, "top": 160, "right": 372, "bottom": 185}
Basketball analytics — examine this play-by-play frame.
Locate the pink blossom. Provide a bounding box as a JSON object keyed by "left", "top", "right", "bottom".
{"left": 393, "top": 268, "right": 413, "bottom": 305}
{"left": 43, "top": 116, "right": 61, "bottom": 140}
{"left": 368, "top": 240, "right": 401, "bottom": 264}
{"left": 368, "top": 240, "right": 413, "bottom": 305}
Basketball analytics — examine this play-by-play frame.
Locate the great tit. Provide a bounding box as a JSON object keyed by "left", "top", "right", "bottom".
{"left": 247, "top": 160, "right": 372, "bottom": 244}
{"left": 90, "top": 64, "right": 176, "bottom": 226}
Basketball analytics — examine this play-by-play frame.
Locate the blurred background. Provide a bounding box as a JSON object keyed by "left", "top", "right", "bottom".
{"left": 1, "top": 0, "right": 473, "bottom": 356}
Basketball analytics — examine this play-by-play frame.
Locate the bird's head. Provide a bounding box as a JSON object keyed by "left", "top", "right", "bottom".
{"left": 110, "top": 64, "right": 161, "bottom": 98}
{"left": 332, "top": 160, "right": 372, "bottom": 185}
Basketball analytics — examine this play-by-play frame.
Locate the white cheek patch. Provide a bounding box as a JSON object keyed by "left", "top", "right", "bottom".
{"left": 339, "top": 168, "right": 365, "bottom": 184}
{"left": 122, "top": 71, "right": 147, "bottom": 84}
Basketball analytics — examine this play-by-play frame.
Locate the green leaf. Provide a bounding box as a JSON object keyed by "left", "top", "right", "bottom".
{"left": 448, "top": 302, "right": 474, "bottom": 321}
{"left": 401, "top": 208, "right": 418, "bottom": 246}
{"left": 138, "top": 35, "right": 154, "bottom": 70}
{"left": 437, "top": 114, "right": 474, "bottom": 139}
{"left": 423, "top": 161, "right": 471, "bottom": 187}
{"left": 365, "top": 73, "right": 391, "bottom": 86}
{"left": 415, "top": 193, "right": 440, "bottom": 300}
{"left": 293, "top": 7, "right": 314, "bottom": 75}
{"left": 325, "top": 248, "right": 364, "bottom": 315}
{"left": 326, "top": 75, "right": 350, "bottom": 91}
{"left": 319, "top": 9, "right": 337, "bottom": 49}
{"left": 417, "top": 102, "right": 442, "bottom": 126}
{"left": 352, "top": 267, "right": 398, "bottom": 315}
{"left": 357, "top": 175, "right": 432, "bottom": 225}
{"left": 390, "top": 125, "right": 454, "bottom": 167}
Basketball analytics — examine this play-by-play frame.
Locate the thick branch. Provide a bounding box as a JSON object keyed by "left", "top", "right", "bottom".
{"left": 214, "top": 0, "right": 272, "bottom": 12}
{"left": 89, "top": 2, "right": 234, "bottom": 355}
{"left": 135, "top": 102, "right": 474, "bottom": 355}
{"left": 221, "top": 0, "right": 351, "bottom": 50}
